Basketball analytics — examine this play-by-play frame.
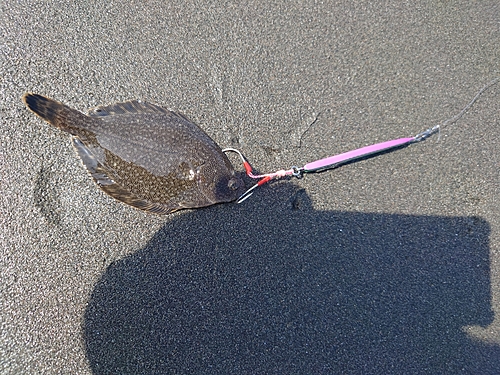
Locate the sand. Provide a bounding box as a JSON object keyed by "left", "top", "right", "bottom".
{"left": 1, "top": 1, "right": 499, "bottom": 373}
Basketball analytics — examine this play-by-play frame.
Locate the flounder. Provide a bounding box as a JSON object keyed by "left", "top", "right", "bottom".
{"left": 23, "top": 94, "right": 244, "bottom": 214}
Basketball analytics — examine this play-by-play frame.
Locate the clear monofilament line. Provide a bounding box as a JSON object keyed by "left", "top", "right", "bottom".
{"left": 442, "top": 77, "right": 499, "bottom": 129}
{"left": 412, "top": 77, "right": 499, "bottom": 143}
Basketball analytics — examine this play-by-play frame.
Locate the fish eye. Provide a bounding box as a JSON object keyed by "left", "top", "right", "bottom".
{"left": 228, "top": 177, "right": 240, "bottom": 191}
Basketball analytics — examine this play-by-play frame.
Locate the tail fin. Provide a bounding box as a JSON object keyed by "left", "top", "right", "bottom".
{"left": 22, "top": 93, "right": 92, "bottom": 135}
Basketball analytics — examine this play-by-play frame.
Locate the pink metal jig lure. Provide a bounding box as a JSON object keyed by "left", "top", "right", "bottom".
{"left": 224, "top": 78, "right": 498, "bottom": 203}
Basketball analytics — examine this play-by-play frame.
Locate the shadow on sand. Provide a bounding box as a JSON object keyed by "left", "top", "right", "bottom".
{"left": 84, "top": 184, "right": 499, "bottom": 374}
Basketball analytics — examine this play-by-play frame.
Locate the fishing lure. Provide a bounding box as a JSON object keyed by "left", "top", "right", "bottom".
{"left": 225, "top": 78, "right": 499, "bottom": 203}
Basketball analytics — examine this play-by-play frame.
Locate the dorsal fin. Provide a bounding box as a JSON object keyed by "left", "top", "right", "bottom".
{"left": 88, "top": 100, "right": 171, "bottom": 117}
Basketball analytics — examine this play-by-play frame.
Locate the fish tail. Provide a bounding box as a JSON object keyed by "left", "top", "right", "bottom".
{"left": 22, "top": 93, "right": 91, "bottom": 135}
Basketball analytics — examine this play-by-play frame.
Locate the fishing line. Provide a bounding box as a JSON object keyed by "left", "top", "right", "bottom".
{"left": 223, "top": 78, "right": 499, "bottom": 203}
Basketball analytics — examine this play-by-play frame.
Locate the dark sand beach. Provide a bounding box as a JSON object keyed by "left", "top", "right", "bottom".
{"left": 1, "top": 1, "right": 499, "bottom": 373}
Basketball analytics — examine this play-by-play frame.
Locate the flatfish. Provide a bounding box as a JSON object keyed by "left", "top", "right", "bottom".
{"left": 23, "top": 94, "right": 244, "bottom": 214}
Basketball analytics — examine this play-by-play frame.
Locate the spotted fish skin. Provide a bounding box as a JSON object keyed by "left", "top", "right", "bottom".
{"left": 23, "top": 93, "right": 245, "bottom": 214}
